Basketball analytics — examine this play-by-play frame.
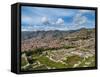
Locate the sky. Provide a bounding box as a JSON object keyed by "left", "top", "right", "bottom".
{"left": 21, "top": 6, "right": 95, "bottom": 31}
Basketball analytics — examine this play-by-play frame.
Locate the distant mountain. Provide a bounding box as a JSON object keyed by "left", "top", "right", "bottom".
{"left": 67, "top": 28, "right": 95, "bottom": 38}
{"left": 22, "top": 28, "right": 95, "bottom": 40}
{"left": 21, "top": 28, "right": 95, "bottom": 51}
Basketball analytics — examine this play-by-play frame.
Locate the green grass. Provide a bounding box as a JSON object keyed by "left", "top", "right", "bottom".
{"left": 21, "top": 64, "right": 33, "bottom": 71}
{"left": 33, "top": 65, "right": 48, "bottom": 70}
{"left": 63, "top": 55, "right": 83, "bottom": 67}
{"left": 37, "top": 56, "right": 67, "bottom": 69}
{"left": 63, "top": 55, "right": 95, "bottom": 68}
{"left": 21, "top": 45, "right": 95, "bottom": 70}
{"left": 21, "top": 57, "right": 29, "bottom": 66}
{"left": 79, "top": 56, "right": 95, "bottom": 67}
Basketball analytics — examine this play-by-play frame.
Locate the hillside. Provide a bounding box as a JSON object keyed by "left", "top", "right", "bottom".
{"left": 21, "top": 28, "right": 95, "bottom": 51}
{"left": 21, "top": 28, "right": 95, "bottom": 71}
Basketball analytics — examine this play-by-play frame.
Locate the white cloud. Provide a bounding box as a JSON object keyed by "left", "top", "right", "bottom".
{"left": 41, "top": 16, "right": 49, "bottom": 25}
{"left": 56, "top": 18, "right": 64, "bottom": 25}
{"left": 22, "top": 15, "right": 42, "bottom": 25}
{"left": 67, "top": 10, "right": 89, "bottom": 30}
{"left": 41, "top": 17, "right": 65, "bottom": 26}
{"left": 22, "top": 6, "right": 95, "bottom": 31}
{"left": 72, "top": 10, "right": 95, "bottom": 27}
{"left": 73, "top": 13, "right": 87, "bottom": 26}
{"left": 79, "top": 10, "right": 94, "bottom": 13}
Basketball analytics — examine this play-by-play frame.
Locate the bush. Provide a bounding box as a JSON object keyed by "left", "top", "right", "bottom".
{"left": 33, "top": 48, "right": 44, "bottom": 54}
{"left": 27, "top": 57, "right": 36, "bottom": 64}
{"left": 25, "top": 50, "right": 34, "bottom": 56}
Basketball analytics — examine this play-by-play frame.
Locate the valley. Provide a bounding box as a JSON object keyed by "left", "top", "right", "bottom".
{"left": 21, "top": 28, "right": 95, "bottom": 71}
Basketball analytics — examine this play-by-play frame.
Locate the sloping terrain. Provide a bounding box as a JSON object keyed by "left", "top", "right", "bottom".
{"left": 21, "top": 28, "right": 95, "bottom": 71}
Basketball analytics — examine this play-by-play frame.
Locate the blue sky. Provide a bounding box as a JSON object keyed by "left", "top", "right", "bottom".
{"left": 21, "top": 6, "right": 95, "bottom": 31}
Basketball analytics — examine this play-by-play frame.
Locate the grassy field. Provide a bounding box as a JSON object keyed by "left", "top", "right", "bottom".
{"left": 37, "top": 56, "right": 67, "bottom": 69}
{"left": 21, "top": 47, "right": 95, "bottom": 71}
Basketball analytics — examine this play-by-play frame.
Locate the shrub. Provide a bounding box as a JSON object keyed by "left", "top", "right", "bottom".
{"left": 27, "top": 57, "right": 36, "bottom": 64}
{"left": 33, "top": 48, "right": 44, "bottom": 54}
{"left": 25, "top": 50, "right": 34, "bottom": 56}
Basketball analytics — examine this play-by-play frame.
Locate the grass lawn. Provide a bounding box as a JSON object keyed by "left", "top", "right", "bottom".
{"left": 63, "top": 55, "right": 83, "bottom": 68}
{"left": 78, "top": 56, "right": 95, "bottom": 67}
{"left": 37, "top": 56, "right": 67, "bottom": 69}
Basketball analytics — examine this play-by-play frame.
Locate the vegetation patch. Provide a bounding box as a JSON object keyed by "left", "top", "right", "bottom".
{"left": 37, "top": 56, "right": 67, "bottom": 69}
{"left": 63, "top": 55, "right": 83, "bottom": 68}
{"left": 79, "top": 56, "right": 95, "bottom": 67}
{"left": 33, "top": 65, "right": 48, "bottom": 70}
{"left": 80, "top": 48, "right": 90, "bottom": 52}
{"left": 63, "top": 45, "right": 76, "bottom": 49}
{"left": 21, "top": 57, "right": 29, "bottom": 66}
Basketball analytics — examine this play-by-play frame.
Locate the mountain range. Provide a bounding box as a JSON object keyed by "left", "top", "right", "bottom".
{"left": 21, "top": 28, "right": 95, "bottom": 51}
